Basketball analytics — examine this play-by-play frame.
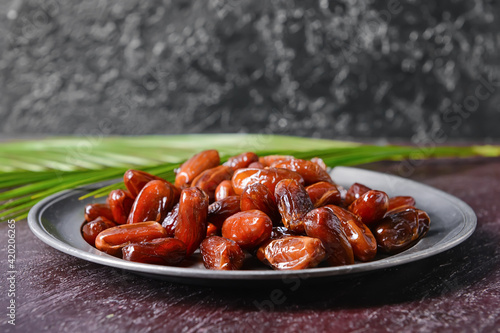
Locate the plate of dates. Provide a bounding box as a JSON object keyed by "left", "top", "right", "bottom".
{"left": 28, "top": 152, "right": 476, "bottom": 286}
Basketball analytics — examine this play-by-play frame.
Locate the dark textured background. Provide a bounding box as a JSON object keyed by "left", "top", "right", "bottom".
{"left": 0, "top": 0, "right": 499, "bottom": 141}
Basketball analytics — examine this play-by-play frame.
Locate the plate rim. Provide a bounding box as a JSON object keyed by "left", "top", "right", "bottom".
{"left": 27, "top": 166, "right": 477, "bottom": 281}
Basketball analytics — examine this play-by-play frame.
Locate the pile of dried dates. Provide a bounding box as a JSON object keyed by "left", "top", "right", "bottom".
{"left": 81, "top": 150, "right": 430, "bottom": 270}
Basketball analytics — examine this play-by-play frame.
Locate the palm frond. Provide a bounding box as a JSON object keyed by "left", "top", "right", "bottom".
{"left": 0, "top": 134, "right": 498, "bottom": 221}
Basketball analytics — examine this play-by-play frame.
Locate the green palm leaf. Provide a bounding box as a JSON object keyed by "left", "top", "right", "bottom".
{"left": 0, "top": 134, "right": 499, "bottom": 221}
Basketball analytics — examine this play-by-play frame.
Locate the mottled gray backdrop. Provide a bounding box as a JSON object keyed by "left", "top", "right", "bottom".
{"left": 1, "top": 0, "right": 499, "bottom": 142}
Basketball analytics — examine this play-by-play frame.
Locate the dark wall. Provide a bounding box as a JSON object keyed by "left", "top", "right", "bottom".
{"left": 1, "top": 0, "right": 499, "bottom": 142}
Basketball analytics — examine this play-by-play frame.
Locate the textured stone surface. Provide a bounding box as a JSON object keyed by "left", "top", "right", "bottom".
{"left": 1, "top": 157, "right": 500, "bottom": 332}
{"left": 1, "top": 0, "right": 499, "bottom": 140}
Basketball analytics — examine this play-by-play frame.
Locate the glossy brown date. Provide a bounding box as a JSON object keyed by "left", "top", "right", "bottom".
{"left": 248, "top": 161, "right": 265, "bottom": 169}
{"left": 388, "top": 196, "right": 416, "bottom": 212}
{"left": 207, "top": 196, "right": 241, "bottom": 229}
{"left": 175, "top": 149, "right": 220, "bottom": 188}
{"left": 84, "top": 203, "right": 114, "bottom": 223}
{"left": 275, "top": 179, "right": 314, "bottom": 234}
{"left": 348, "top": 190, "right": 389, "bottom": 226}
{"left": 108, "top": 189, "right": 134, "bottom": 224}
{"left": 200, "top": 236, "right": 245, "bottom": 270}
{"left": 310, "top": 157, "right": 327, "bottom": 170}
{"left": 221, "top": 210, "right": 272, "bottom": 250}
{"left": 122, "top": 238, "right": 187, "bottom": 265}
{"left": 95, "top": 221, "right": 167, "bottom": 256}
{"left": 345, "top": 183, "right": 371, "bottom": 206}
{"left": 206, "top": 223, "right": 218, "bottom": 237}
{"left": 174, "top": 187, "right": 209, "bottom": 256}
{"left": 231, "top": 167, "right": 304, "bottom": 195}
{"left": 416, "top": 209, "right": 431, "bottom": 238}
{"left": 123, "top": 169, "right": 165, "bottom": 198}
{"left": 257, "top": 236, "right": 326, "bottom": 270}
{"left": 306, "top": 181, "right": 341, "bottom": 208}
{"left": 82, "top": 216, "right": 117, "bottom": 246}
{"left": 372, "top": 208, "right": 420, "bottom": 254}
{"left": 259, "top": 155, "right": 293, "bottom": 167}
{"left": 127, "top": 180, "right": 179, "bottom": 224}
{"left": 240, "top": 182, "right": 280, "bottom": 224}
{"left": 191, "top": 165, "right": 234, "bottom": 202}
{"left": 304, "top": 207, "right": 354, "bottom": 266}
{"left": 273, "top": 158, "right": 334, "bottom": 185}
{"left": 325, "top": 205, "right": 377, "bottom": 262}
{"left": 223, "top": 152, "right": 259, "bottom": 170}
{"left": 215, "top": 180, "right": 236, "bottom": 201}
{"left": 161, "top": 203, "right": 179, "bottom": 237}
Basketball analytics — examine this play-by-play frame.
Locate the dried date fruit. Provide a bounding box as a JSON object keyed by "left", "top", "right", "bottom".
{"left": 270, "top": 226, "right": 298, "bottom": 240}
{"left": 175, "top": 149, "right": 220, "bottom": 188}
{"left": 345, "top": 183, "right": 371, "bottom": 206}
{"left": 191, "top": 165, "right": 234, "bottom": 202}
{"left": 162, "top": 203, "right": 179, "bottom": 237}
{"left": 273, "top": 158, "right": 334, "bottom": 185}
{"left": 257, "top": 236, "right": 326, "bottom": 270}
{"left": 325, "top": 205, "right": 377, "bottom": 262}
{"left": 84, "top": 203, "right": 114, "bottom": 222}
{"left": 240, "top": 183, "right": 280, "bottom": 223}
{"left": 207, "top": 196, "right": 241, "bottom": 229}
{"left": 416, "top": 209, "right": 431, "bottom": 238}
{"left": 304, "top": 207, "right": 354, "bottom": 266}
{"left": 259, "top": 155, "right": 294, "bottom": 167}
{"left": 127, "top": 180, "right": 179, "bottom": 224}
{"left": 123, "top": 169, "right": 165, "bottom": 198}
{"left": 372, "top": 208, "right": 420, "bottom": 254}
{"left": 248, "top": 161, "right": 265, "bottom": 169}
{"left": 95, "top": 221, "right": 167, "bottom": 256}
{"left": 232, "top": 167, "right": 304, "bottom": 195}
{"left": 223, "top": 152, "right": 259, "bottom": 170}
{"left": 200, "top": 236, "right": 245, "bottom": 270}
{"left": 174, "top": 187, "right": 209, "bottom": 256}
{"left": 275, "top": 179, "right": 314, "bottom": 234}
{"left": 108, "top": 189, "right": 134, "bottom": 224}
{"left": 215, "top": 180, "right": 236, "bottom": 201}
{"left": 221, "top": 210, "right": 272, "bottom": 250}
{"left": 348, "top": 190, "right": 389, "bottom": 226}
{"left": 388, "top": 196, "right": 416, "bottom": 212}
{"left": 122, "top": 238, "right": 187, "bottom": 265}
{"left": 82, "top": 216, "right": 117, "bottom": 246}
{"left": 310, "top": 157, "right": 327, "bottom": 170}
{"left": 306, "top": 181, "right": 342, "bottom": 208}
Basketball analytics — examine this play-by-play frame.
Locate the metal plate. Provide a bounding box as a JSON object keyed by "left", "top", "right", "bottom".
{"left": 28, "top": 166, "right": 477, "bottom": 285}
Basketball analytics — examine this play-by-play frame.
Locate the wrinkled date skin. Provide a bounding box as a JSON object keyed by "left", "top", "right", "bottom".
{"left": 175, "top": 149, "right": 220, "bottom": 188}
{"left": 122, "top": 238, "right": 187, "bottom": 265}
{"left": 174, "top": 187, "right": 209, "bottom": 256}
{"left": 325, "top": 205, "right": 377, "bottom": 262}
{"left": 348, "top": 190, "right": 389, "bottom": 226}
{"left": 162, "top": 203, "right": 179, "bottom": 237}
{"left": 373, "top": 208, "right": 420, "bottom": 254}
{"left": 95, "top": 221, "right": 167, "bottom": 256}
{"left": 416, "top": 209, "right": 431, "bottom": 237}
{"left": 84, "top": 203, "right": 114, "bottom": 222}
{"left": 388, "top": 196, "right": 416, "bottom": 212}
{"left": 207, "top": 196, "right": 241, "bottom": 229}
{"left": 191, "top": 165, "right": 234, "bottom": 202}
{"left": 232, "top": 167, "right": 304, "bottom": 195}
{"left": 273, "top": 158, "right": 334, "bottom": 185}
{"left": 221, "top": 210, "right": 272, "bottom": 250}
{"left": 270, "top": 226, "right": 298, "bottom": 240}
{"left": 345, "top": 183, "right": 371, "bottom": 206}
{"left": 257, "top": 236, "right": 326, "bottom": 270}
{"left": 275, "top": 179, "right": 314, "bottom": 234}
{"left": 108, "top": 189, "right": 134, "bottom": 224}
{"left": 223, "top": 152, "right": 259, "bottom": 170}
{"left": 200, "top": 236, "right": 245, "bottom": 270}
{"left": 82, "top": 216, "right": 117, "bottom": 246}
{"left": 123, "top": 169, "right": 165, "bottom": 198}
{"left": 127, "top": 180, "right": 179, "bottom": 224}
{"left": 304, "top": 207, "right": 354, "bottom": 266}
{"left": 240, "top": 183, "right": 280, "bottom": 224}
{"left": 306, "top": 182, "right": 342, "bottom": 208}
{"left": 215, "top": 180, "right": 236, "bottom": 201}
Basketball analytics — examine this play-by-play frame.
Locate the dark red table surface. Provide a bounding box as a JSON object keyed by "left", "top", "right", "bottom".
{"left": 2, "top": 158, "right": 500, "bottom": 333}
